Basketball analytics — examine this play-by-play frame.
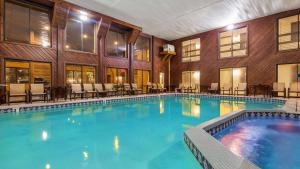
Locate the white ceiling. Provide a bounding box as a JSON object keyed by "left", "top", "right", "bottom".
{"left": 66, "top": 0, "right": 300, "bottom": 40}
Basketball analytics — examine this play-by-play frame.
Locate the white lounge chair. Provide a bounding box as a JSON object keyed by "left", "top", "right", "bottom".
{"left": 288, "top": 82, "right": 300, "bottom": 98}
{"left": 221, "top": 83, "right": 232, "bottom": 95}
{"left": 208, "top": 83, "right": 218, "bottom": 94}
{"left": 272, "top": 82, "right": 286, "bottom": 97}
{"left": 83, "top": 84, "right": 96, "bottom": 98}
{"left": 235, "top": 83, "right": 247, "bottom": 96}
{"left": 30, "top": 84, "right": 48, "bottom": 103}
{"left": 7, "top": 84, "right": 28, "bottom": 104}
{"left": 70, "top": 84, "right": 84, "bottom": 100}
{"left": 94, "top": 83, "right": 107, "bottom": 97}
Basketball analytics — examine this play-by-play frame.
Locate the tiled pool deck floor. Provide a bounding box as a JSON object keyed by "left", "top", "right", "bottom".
{"left": 0, "top": 93, "right": 299, "bottom": 169}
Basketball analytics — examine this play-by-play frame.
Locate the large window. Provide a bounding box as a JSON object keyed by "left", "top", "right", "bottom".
{"left": 182, "top": 38, "right": 200, "bottom": 62}
{"left": 4, "top": 0, "right": 51, "bottom": 47}
{"left": 278, "top": 15, "right": 300, "bottom": 51}
{"left": 277, "top": 64, "right": 300, "bottom": 96}
{"left": 182, "top": 71, "right": 200, "bottom": 89}
{"left": 219, "top": 27, "right": 247, "bottom": 58}
{"left": 134, "top": 36, "right": 150, "bottom": 62}
{"left": 220, "top": 67, "right": 246, "bottom": 94}
{"left": 134, "top": 70, "right": 150, "bottom": 92}
{"left": 106, "top": 68, "right": 128, "bottom": 84}
{"left": 5, "top": 60, "right": 51, "bottom": 86}
{"left": 66, "top": 13, "right": 96, "bottom": 53}
{"left": 66, "top": 65, "right": 95, "bottom": 84}
{"left": 106, "top": 29, "right": 127, "bottom": 58}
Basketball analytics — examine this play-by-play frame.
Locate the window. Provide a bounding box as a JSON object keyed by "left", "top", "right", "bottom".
{"left": 277, "top": 64, "right": 300, "bottom": 97}
{"left": 134, "top": 70, "right": 150, "bottom": 92}
{"left": 134, "top": 36, "right": 150, "bottom": 61}
{"left": 66, "top": 14, "right": 96, "bottom": 53}
{"left": 106, "top": 29, "right": 127, "bottom": 57}
{"left": 182, "top": 38, "right": 200, "bottom": 62}
{"left": 65, "top": 65, "right": 95, "bottom": 84}
{"left": 159, "top": 72, "right": 165, "bottom": 86}
{"left": 5, "top": 60, "right": 51, "bottom": 86}
{"left": 182, "top": 71, "right": 200, "bottom": 89}
{"left": 220, "top": 67, "right": 246, "bottom": 94}
{"left": 278, "top": 15, "right": 300, "bottom": 51}
{"left": 106, "top": 68, "right": 128, "bottom": 84}
{"left": 219, "top": 27, "right": 247, "bottom": 58}
{"left": 4, "top": 0, "right": 51, "bottom": 47}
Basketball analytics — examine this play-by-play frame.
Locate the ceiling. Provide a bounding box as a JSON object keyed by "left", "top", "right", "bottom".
{"left": 66, "top": 0, "right": 300, "bottom": 40}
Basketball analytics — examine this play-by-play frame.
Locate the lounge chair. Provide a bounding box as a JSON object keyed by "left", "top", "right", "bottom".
{"left": 131, "top": 83, "right": 142, "bottom": 95}
{"left": 146, "top": 82, "right": 153, "bottom": 93}
{"left": 70, "top": 84, "right": 84, "bottom": 100}
{"left": 175, "top": 83, "right": 184, "bottom": 93}
{"left": 104, "top": 83, "right": 117, "bottom": 96}
{"left": 272, "top": 82, "right": 286, "bottom": 97}
{"left": 7, "top": 84, "right": 28, "bottom": 104}
{"left": 29, "top": 84, "right": 48, "bottom": 103}
{"left": 123, "top": 83, "right": 132, "bottom": 95}
{"left": 83, "top": 84, "right": 96, "bottom": 98}
{"left": 157, "top": 83, "right": 167, "bottom": 93}
{"left": 235, "top": 83, "right": 247, "bottom": 96}
{"left": 288, "top": 82, "right": 300, "bottom": 98}
{"left": 208, "top": 83, "right": 218, "bottom": 94}
{"left": 189, "top": 84, "right": 198, "bottom": 93}
{"left": 220, "top": 83, "right": 232, "bottom": 95}
{"left": 94, "top": 84, "right": 107, "bottom": 97}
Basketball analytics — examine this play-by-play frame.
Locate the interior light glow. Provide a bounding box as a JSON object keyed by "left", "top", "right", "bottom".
{"left": 83, "top": 34, "right": 88, "bottom": 38}
{"left": 226, "top": 24, "right": 235, "bottom": 30}
{"left": 79, "top": 11, "right": 88, "bottom": 21}
{"left": 114, "top": 41, "right": 118, "bottom": 45}
{"left": 195, "top": 43, "right": 200, "bottom": 49}
{"left": 193, "top": 72, "right": 200, "bottom": 79}
{"left": 65, "top": 45, "right": 70, "bottom": 49}
{"left": 44, "top": 26, "right": 50, "bottom": 31}
{"left": 233, "top": 69, "right": 241, "bottom": 77}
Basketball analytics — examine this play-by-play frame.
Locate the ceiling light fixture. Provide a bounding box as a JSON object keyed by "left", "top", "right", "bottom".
{"left": 79, "top": 11, "right": 88, "bottom": 21}
{"left": 226, "top": 24, "right": 235, "bottom": 30}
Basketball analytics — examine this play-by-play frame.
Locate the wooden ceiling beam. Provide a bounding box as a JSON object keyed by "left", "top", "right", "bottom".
{"left": 97, "top": 17, "right": 111, "bottom": 39}
{"left": 127, "top": 29, "right": 141, "bottom": 44}
{"left": 52, "top": 0, "right": 70, "bottom": 29}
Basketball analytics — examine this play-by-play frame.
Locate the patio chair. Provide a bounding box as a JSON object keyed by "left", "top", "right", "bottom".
{"left": 175, "top": 83, "right": 184, "bottom": 93}
{"left": 123, "top": 83, "right": 132, "bottom": 95}
{"left": 83, "top": 84, "right": 97, "bottom": 98}
{"left": 94, "top": 83, "right": 107, "bottom": 97}
{"left": 220, "top": 83, "right": 232, "bottom": 95}
{"left": 288, "top": 82, "right": 300, "bottom": 98}
{"left": 70, "top": 84, "right": 84, "bottom": 100}
{"left": 29, "top": 84, "right": 48, "bottom": 103}
{"left": 235, "top": 83, "right": 247, "bottom": 96}
{"left": 208, "top": 83, "right": 218, "bottom": 94}
{"left": 152, "top": 83, "right": 160, "bottom": 93}
{"left": 157, "top": 83, "right": 167, "bottom": 93}
{"left": 272, "top": 82, "right": 286, "bottom": 97}
{"left": 189, "top": 84, "right": 198, "bottom": 93}
{"left": 146, "top": 82, "right": 153, "bottom": 93}
{"left": 7, "top": 84, "right": 28, "bottom": 104}
{"left": 131, "top": 83, "right": 142, "bottom": 95}
{"left": 104, "top": 83, "right": 117, "bottom": 96}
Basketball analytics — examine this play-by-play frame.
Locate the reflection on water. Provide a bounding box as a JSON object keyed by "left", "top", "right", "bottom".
{"left": 160, "top": 100, "right": 164, "bottom": 114}
{"left": 181, "top": 98, "right": 200, "bottom": 118}
{"left": 114, "top": 136, "right": 120, "bottom": 154}
{"left": 220, "top": 100, "right": 245, "bottom": 116}
{"left": 83, "top": 151, "right": 89, "bottom": 160}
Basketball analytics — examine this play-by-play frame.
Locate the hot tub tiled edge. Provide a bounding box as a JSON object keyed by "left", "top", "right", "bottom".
{"left": 185, "top": 109, "right": 300, "bottom": 169}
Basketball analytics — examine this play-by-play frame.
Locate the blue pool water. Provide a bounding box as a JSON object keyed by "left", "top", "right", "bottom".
{"left": 214, "top": 118, "right": 300, "bottom": 169}
{"left": 0, "top": 96, "right": 283, "bottom": 169}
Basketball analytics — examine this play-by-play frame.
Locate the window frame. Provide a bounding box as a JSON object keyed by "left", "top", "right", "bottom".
{"left": 181, "top": 38, "right": 201, "bottom": 63}
{"left": 4, "top": 59, "right": 52, "bottom": 86}
{"left": 134, "top": 35, "right": 152, "bottom": 62}
{"left": 218, "top": 26, "right": 248, "bottom": 59}
{"left": 277, "top": 14, "right": 300, "bottom": 52}
{"left": 3, "top": 0, "right": 52, "bottom": 48}
{"left": 105, "top": 67, "right": 128, "bottom": 84}
{"left": 105, "top": 28, "right": 128, "bottom": 59}
{"left": 219, "top": 66, "right": 248, "bottom": 90}
{"left": 65, "top": 63, "right": 97, "bottom": 85}
{"left": 134, "top": 69, "right": 151, "bottom": 92}
{"left": 64, "top": 14, "right": 98, "bottom": 54}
